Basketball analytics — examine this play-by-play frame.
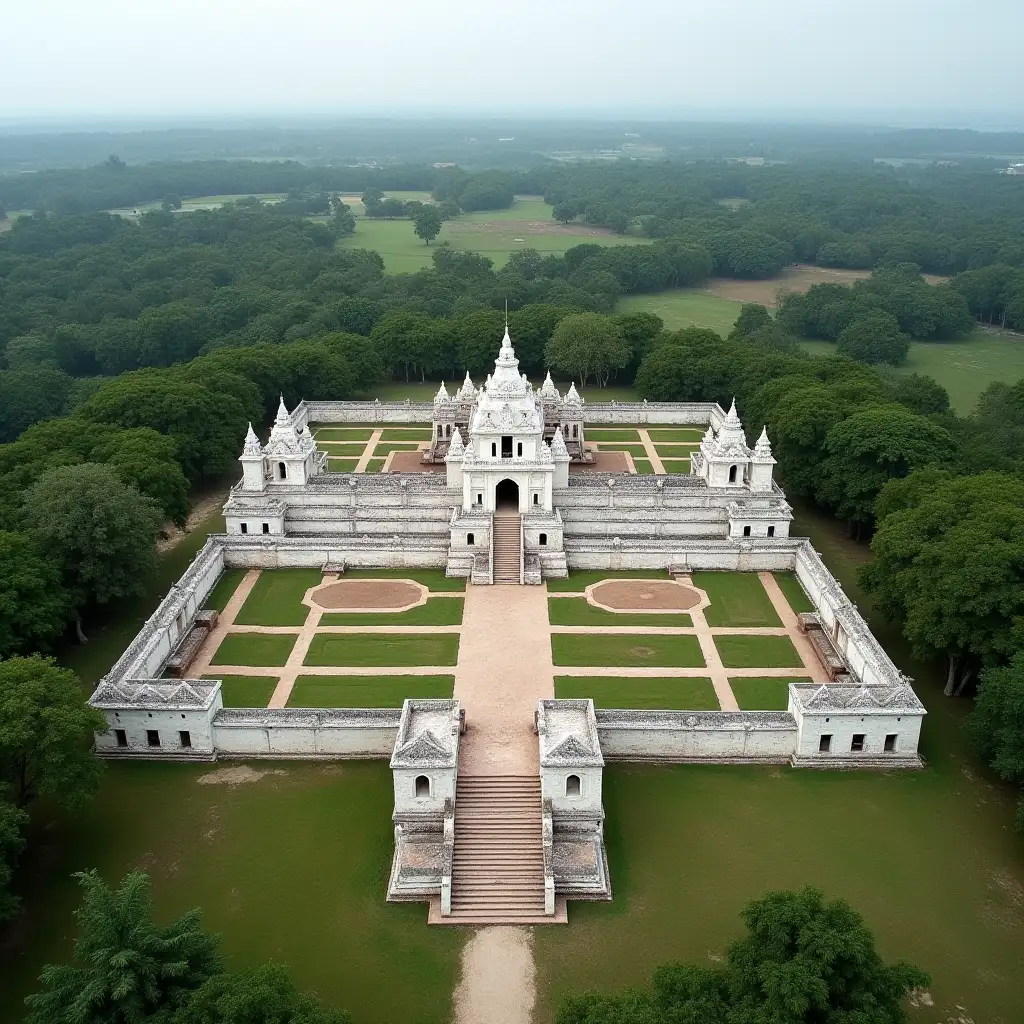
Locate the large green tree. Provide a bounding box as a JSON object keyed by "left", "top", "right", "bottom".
{"left": 0, "top": 532, "right": 68, "bottom": 657}
{"left": 174, "top": 965, "right": 350, "bottom": 1024}
{"left": 0, "top": 799, "right": 27, "bottom": 923}
{"left": 859, "top": 471, "right": 1024, "bottom": 694}
{"left": 412, "top": 205, "right": 443, "bottom": 245}
{"left": 836, "top": 312, "right": 911, "bottom": 365}
{"left": 25, "top": 870, "right": 223, "bottom": 1024}
{"left": 26, "top": 463, "right": 163, "bottom": 638}
{"left": 546, "top": 312, "right": 630, "bottom": 387}
{"left": 0, "top": 655, "right": 103, "bottom": 808}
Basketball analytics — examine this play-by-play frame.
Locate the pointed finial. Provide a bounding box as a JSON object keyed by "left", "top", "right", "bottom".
{"left": 505, "top": 297, "right": 508, "bottom": 332}
{"left": 242, "top": 421, "right": 262, "bottom": 456}
{"left": 275, "top": 395, "right": 289, "bottom": 423}
{"left": 434, "top": 381, "right": 449, "bottom": 403}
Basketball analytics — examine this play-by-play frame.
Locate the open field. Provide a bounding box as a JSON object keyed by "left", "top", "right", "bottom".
{"left": 337, "top": 196, "right": 649, "bottom": 273}
{"left": 801, "top": 328, "right": 1024, "bottom": 413}
{"left": 618, "top": 289, "right": 744, "bottom": 336}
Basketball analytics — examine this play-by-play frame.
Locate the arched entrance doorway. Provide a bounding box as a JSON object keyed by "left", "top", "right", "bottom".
{"left": 495, "top": 478, "right": 520, "bottom": 512}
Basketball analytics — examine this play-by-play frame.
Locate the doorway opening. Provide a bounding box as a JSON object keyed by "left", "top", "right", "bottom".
{"left": 495, "top": 478, "right": 520, "bottom": 512}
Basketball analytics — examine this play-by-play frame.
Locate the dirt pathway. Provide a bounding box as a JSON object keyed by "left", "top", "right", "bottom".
{"left": 636, "top": 428, "right": 666, "bottom": 474}
{"left": 354, "top": 429, "right": 383, "bottom": 473}
{"left": 453, "top": 927, "right": 536, "bottom": 1024}
{"left": 689, "top": 603, "right": 739, "bottom": 710}
{"left": 758, "top": 572, "right": 828, "bottom": 681}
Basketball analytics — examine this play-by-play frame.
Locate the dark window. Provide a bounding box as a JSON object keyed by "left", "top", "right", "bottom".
{"left": 884, "top": 734, "right": 897, "bottom": 752}
{"left": 517, "top": 442, "right": 523, "bottom": 457}
{"left": 278, "top": 462, "right": 287, "bottom": 479}
{"left": 146, "top": 730, "right": 160, "bottom": 748}
{"left": 179, "top": 730, "right": 192, "bottom": 748}
{"left": 115, "top": 729, "right": 128, "bottom": 748}
{"left": 491, "top": 442, "right": 496, "bottom": 457}
{"left": 566, "top": 774, "right": 581, "bottom": 797}
{"left": 729, "top": 465, "right": 738, "bottom": 483}
{"left": 467, "top": 533, "right": 474, "bottom": 545}
{"left": 240, "top": 523, "right": 248, "bottom": 534}
{"left": 262, "top": 522, "right": 269, "bottom": 534}
{"left": 539, "top": 533, "right": 547, "bottom": 546}
{"left": 742, "top": 525, "right": 751, "bottom": 537}
{"left": 767, "top": 525, "right": 775, "bottom": 537}
{"left": 572, "top": 425, "right": 578, "bottom": 438}
{"left": 446, "top": 424, "right": 451, "bottom": 437}
{"left": 501, "top": 435, "right": 513, "bottom": 457}
{"left": 437, "top": 425, "right": 443, "bottom": 438}
{"left": 533, "top": 493, "right": 539, "bottom": 505}
{"left": 851, "top": 734, "right": 866, "bottom": 752}
{"left": 476, "top": 493, "right": 483, "bottom": 504}
{"left": 415, "top": 775, "right": 430, "bottom": 797}
{"left": 818, "top": 734, "right": 832, "bottom": 753}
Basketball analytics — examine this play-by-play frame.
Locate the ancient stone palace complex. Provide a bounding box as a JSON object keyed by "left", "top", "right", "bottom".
{"left": 89, "top": 325, "right": 926, "bottom": 924}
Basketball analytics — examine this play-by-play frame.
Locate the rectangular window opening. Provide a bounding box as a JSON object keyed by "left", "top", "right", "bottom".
{"left": 818, "top": 734, "right": 832, "bottom": 753}
{"left": 240, "top": 523, "right": 248, "bottom": 534}
{"left": 742, "top": 525, "right": 751, "bottom": 537}
{"left": 884, "top": 733, "right": 897, "bottom": 752}
{"left": 851, "top": 733, "right": 866, "bottom": 752}
{"left": 179, "top": 730, "right": 192, "bottom": 748}
{"left": 115, "top": 729, "right": 128, "bottom": 748}
{"left": 146, "top": 730, "right": 160, "bottom": 748}
{"left": 501, "top": 435, "right": 513, "bottom": 458}
{"left": 262, "top": 522, "right": 269, "bottom": 534}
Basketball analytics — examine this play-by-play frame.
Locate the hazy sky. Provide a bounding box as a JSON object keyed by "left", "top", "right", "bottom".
{"left": 3, "top": 0, "right": 1022, "bottom": 123}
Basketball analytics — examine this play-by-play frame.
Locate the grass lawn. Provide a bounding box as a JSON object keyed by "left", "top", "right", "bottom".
{"left": 772, "top": 571, "right": 815, "bottom": 614}
{"left": 653, "top": 444, "right": 698, "bottom": 458}
{"left": 714, "top": 635, "right": 803, "bottom": 669}
{"left": 364, "top": 458, "right": 385, "bottom": 473}
{"left": 328, "top": 458, "right": 359, "bottom": 473}
{"left": 551, "top": 634, "right": 704, "bottom": 668}
{"left": 547, "top": 570, "right": 668, "bottom": 594}
{"left": 372, "top": 442, "right": 420, "bottom": 455}
{"left": 202, "top": 674, "right": 279, "bottom": 708}
{"left": 585, "top": 428, "right": 641, "bottom": 441}
{"left": 0, "top": 761, "right": 463, "bottom": 1024}
{"left": 316, "top": 442, "right": 366, "bottom": 457}
{"left": 729, "top": 676, "right": 809, "bottom": 711}
{"left": 555, "top": 675, "right": 719, "bottom": 711}
{"left": 663, "top": 461, "right": 690, "bottom": 473}
{"left": 320, "top": 598, "right": 464, "bottom": 626}
{"left": 593, "top": 443, "right": 648, "bottom": 457}
{"left": 632, "top": 459, "right": 654, "bottom": 474}
{"left": 288, "top": 674, "right": 454, "bottom": 708}
{"left": 303, "top": 633, "right": 460, "bottom": 667}
{"left": 799, "top": 327, "right": 1024, "bottom": 414}
{"left": 380, "top": 428, "right": 433, "bottom": 441}
{"left": 203, "top": 569, "right": 246, "bottom": 612}
{"left": 342, "top": 568, "right": 465, "bottom": 592}
{"left": 618, "top": 289, "right": 743, "bottom": 337}
{"left": 235, "top": 569, "right": 321, "bottom": 627}
{"left": 211, "top": 633, "right": 297, "bottom": 667}
{"left": 692, "top": 572, "right": 781, "bottom": 627}
{"left": 548, "top": 597, "right": 690, "bottom": 627}
{"left": 313, "top": 428, "right": 374, "bottom": 441}
{"left": 647, "top": 428, "right": 705, "bottom": 442}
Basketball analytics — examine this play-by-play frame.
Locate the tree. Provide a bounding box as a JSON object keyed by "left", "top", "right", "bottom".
{"left": 25, "top": 870, "right": 223, "bottom": 1024}
{"left": 162, "top": 194, "right": 183, "bottom": 212}
{"left": 0, "top": 800, "right": 27, "bottom": 923}
{"left": 967, "top": 653, "right": 1024, "bottom": 829}
{"left": 0, "top": 364, "right": 74, "bottom": 443}
{"left": 413, "top": 206, "right": 443, "bottom": 245}
{"left": 836, "top": 312, "right": 911, "bottom": 365}
{"left": 546, "top": 313, "right": 630, "bottom": 387}
{"left": 817, "top": 405, "right": 954, "bottom": 535}
{"left": 26, "top": 463, "right": 163, "bottom": 639}
{"left": 859, "top": 471, "right": 1024, "bottom": 694}
{"left": 0, "top": 655, "right": 104, "bottom": 809}
{"left": 331, "top": 201, "right": 355, "bottom": 237}
{"left": 892, "top": 373, "right": 950, "bottom": 415}
{"left": 0, "top": 532, "right": 68, "bottom": 658}
{"left": 174, "top": 964, "right": 350, "bottom": 1024}
{"left": 728, "top": 303, "right": 772, "bottom": 341}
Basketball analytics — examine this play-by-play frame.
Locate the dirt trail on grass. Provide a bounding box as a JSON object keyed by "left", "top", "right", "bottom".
{"left": 453, "top": 927, "right": 535, "bottom": 1024}
{"left": 156, "top": 491, "right": 227, "bottom": 552}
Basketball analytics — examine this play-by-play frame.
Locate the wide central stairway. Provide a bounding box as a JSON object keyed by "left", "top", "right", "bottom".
{"left": 491, "top": 512, "right": 522, "bottom": 584}
{"left": 445, "top": 775, "right": 560, "bottom": 924}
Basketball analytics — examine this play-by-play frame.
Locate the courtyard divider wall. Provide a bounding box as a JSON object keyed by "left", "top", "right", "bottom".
{"left": 213, "top": 708, "right": 402, "bottom": 758}
{"left": 595, "top": 709, "right": 797, "bottom": 762}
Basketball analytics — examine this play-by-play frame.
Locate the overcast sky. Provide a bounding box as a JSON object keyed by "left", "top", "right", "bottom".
{"left": 3, "top": 0, "right": 1022, "bottom": 124}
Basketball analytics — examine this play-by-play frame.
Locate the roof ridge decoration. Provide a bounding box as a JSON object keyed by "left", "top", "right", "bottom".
{"left": 548, "top": 733, "right": 595, "bottom": 760}
{"left": 540, "top": 371, "right": 559, "bottom": 399}
{"left": 275, "top": 395, "right": 290, "bottom": 424}
{"left": 457, "top": 372, "right": 476, "bottom": 400}
{"left": 754, "top": 425, "right": 773, "bottom": 457}
{"left": 242, "top": 422, "right": 262, "bottom": 457}
{"left": 565, "top": 382, "right": 582, "bottom": 405}
{"left": 446, "top": 427, "right": 465, "bottom": 460}
{"left": 435, "top": 381, "right": 450, "bottom": 403}
{"left": 394, "top": 728, "right": 449, "bottom": 762}
{"left": 550, "top": 426, "right": 570, "bottom": 460}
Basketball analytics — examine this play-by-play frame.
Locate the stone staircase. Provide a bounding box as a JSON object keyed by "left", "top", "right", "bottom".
{"left": 492, "top": 513, "right": 522, "bottom": 584}
{"left": 443, "top": 775, "right": 558, "bottom": 924}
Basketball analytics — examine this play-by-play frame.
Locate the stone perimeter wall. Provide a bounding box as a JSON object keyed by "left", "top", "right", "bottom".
{"left": 214, "top": 708, "right": 401, "bottom": 758}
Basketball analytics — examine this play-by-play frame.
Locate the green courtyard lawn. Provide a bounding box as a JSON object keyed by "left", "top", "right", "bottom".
{"left": 235, "top": 569, "right": 321, "bottom": 627}
{"left": 692, "top": 571, "right": 781, "bottom": 627}
{"left": 593, "top": 443, "right": 648, "bottom": 457}
{"left": 551, "top": 634, "right": 704, "bottom": 668}
{"left": 662, "top": 461, "right": 690, "bottom": 473}
{"left": 203, "top": 569, "right": 246, "bottom": 612}
{"left": 799, "top": 327, "right": 1024, "bottom": 414}
{"left": 546, "top": 569, "right": 668, "bottom": 594}
{"left": 653, "top": 444, "right": 698, "bottom": 458}
{"left": 618, "top": 289, "right": 743, "bottom": 336}
{"left": 364, "top": 458, "right": 386, "bottom": 473}
{"left": 714, "top": 635, "right": 803, "bottom": 669}
{"left": 203, "top": 674, "right": 279, "bottom": 708}
{"left": 303, "top": 633, "right": 460, "bottom": 668}
{"left": 772, "top": 571, "right": 815, "bottom": 614}
{"left": 312, "top": 428, "right": 374, "bottom": 441}
{"left": 728, "top": 675, "right": 809, "bottom": 711}
{"left": 555, "top": 675, "right": 719, "bottom": 711}
{"left": 316, "top": 442, "right": 366, "bottom": 457}
{"left": 585, "top": 428, "right": 641, "bottom": 442}
{"left": 342, "top": 567, "right": 466, "bottom": 592}
{"left": 548, "top": 597, "right": 690, "bottom": 627}
{"left": 319, "top": 597, "right": 464, "bottom": 626}
{"left": 287, "top": 674, "right": 454, "bottom": 708}
{"left": 211, "top": 633, "right": 297, "bottom": 667}
{"left": 380, "top": 428, "right": 433, "bottom": 441}
{"left": 0, "top": 760, "right": 463, "bottom": 1024}
{"left": 647, "top": 428, "right": 705, "bottom": 442}
{"left": 327, "top": 458, "right": 359, "bottom": 473}
{"left": 371, "top": 442, "right": 420, "bottom": 455}
{"left": 632, "top": 459, "right": 654, "bottom": 474}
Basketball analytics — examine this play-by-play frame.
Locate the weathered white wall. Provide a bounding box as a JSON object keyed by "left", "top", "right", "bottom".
{"left": 596, "top": 710, "right": 798, "bottom": 761}
{"left": 392, "top": 766, "right": 457, "bottom": 814}
{"left": 303, "top": 400, "right": 434, "bottom": 424}
{"left": 542, "top": 765, "right": 603, "bottom": 814}
{"left": 793, "top": 709, "right": 923, "bottom": 761}
{"left": 221, "top": 534, "right": 450, "bottom": 569}
{"left": 213, "top": 708, "right": 401, "bottom": 758}
{"left": 95, "top": 704, "right": 220, "bottom": 755}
